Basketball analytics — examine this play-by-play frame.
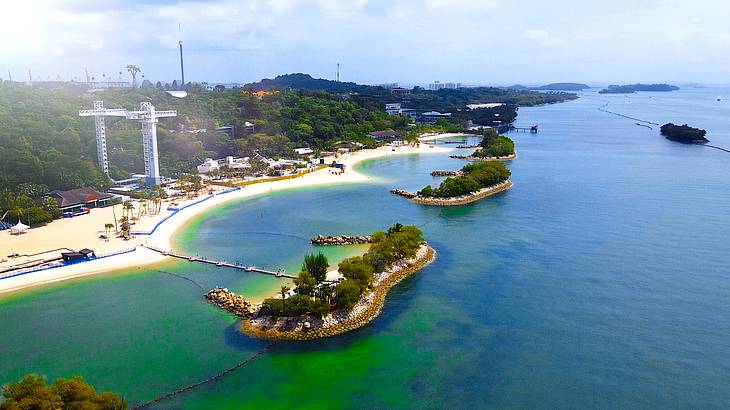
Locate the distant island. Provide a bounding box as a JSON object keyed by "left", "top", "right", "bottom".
{"left": 599, "top": 84, "right": 679, "bottom": 94}
{"left": 660, "top": 123, "right": 708, "bottom": 144}
{"left": 535, "top": 83, "right": 591, "bottom": 91}
{"left": 507, "top": 83, "right": 590, "bottom": 91}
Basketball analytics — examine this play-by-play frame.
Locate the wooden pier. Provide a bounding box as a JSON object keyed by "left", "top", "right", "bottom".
{"left": 143, "top": 245, "right": 296, "bottom": 279}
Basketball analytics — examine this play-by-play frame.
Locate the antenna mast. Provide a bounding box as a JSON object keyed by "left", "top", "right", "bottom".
{"left": 336, "top": 63, "right": 340, "bottom": 82}
{"left": 178, "top": 24, "right": 185, "bottom": 88}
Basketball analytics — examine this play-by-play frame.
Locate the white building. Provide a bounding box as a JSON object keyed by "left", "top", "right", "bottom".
{"left": 197, "top": 158, "right": 220, "bottom": 174}
{"left": 385, "top": 103, "right": 402, "bottom": 115}
{"left": 429, "top": 81, "right": 462, "bottom": 91}
{"left": 294, "top": 147, "right": 314, "bottom": 156}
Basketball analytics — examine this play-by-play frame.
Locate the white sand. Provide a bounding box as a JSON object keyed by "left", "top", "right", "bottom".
{"left": 0, "top": 143, "right": 450, "bottom": 295}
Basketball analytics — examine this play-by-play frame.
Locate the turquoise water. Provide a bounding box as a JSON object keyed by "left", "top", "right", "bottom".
{"left": 2, "top": 87, "right": 730, "bottom": 408}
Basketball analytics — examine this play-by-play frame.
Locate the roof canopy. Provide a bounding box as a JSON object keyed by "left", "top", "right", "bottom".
{"left": 10, "top": 222, "right": 29, "bottom": 234}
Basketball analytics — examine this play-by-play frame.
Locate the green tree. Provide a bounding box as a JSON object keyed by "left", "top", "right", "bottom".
{"left": 338, "top": 256, "right": 374, "bottom": 291}
{"left": 302, "top": 252, "right": 329, "bottom": 284}
{"left": 293, "top": 270, "right": 316, "bottom": 296}
{"left": 1, "top": 374, "right": 126, "bottom": 410}
{"left": 334, "top": 279, "right": 361, "bottom": 311}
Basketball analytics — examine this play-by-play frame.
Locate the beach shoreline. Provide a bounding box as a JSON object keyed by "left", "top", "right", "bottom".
{"left": 0, "top": 143, "right": 451, "bottom": 295}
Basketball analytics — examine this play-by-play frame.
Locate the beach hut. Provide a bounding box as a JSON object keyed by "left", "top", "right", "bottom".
{"left": 10, "top": 222, "right": 29, "bottom": 235}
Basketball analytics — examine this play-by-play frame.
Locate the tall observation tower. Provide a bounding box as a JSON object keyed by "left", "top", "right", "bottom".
{"left": 80, "top": 101, "right": 177, "bottom": 186}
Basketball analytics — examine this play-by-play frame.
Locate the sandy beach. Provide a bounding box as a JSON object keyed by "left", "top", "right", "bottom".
{"left": 0, "top": 143, "right": 450, "bottom": 295}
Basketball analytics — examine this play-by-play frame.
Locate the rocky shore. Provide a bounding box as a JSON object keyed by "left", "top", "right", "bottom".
{"left": 449, "top": 152, "right": 517, "bottom": 161}
{"left": 430, "top": 170, "right": 463, "bottom": 177}
{"left": 240, "top": 244, "right": 436, "bottom": 340}
{"left": 205, "top": 287, "right": 258, "bottom": 318}
{"left": 310, "top": 235, "right": 372, "bottom": 245}
{"left": 390, "top": 180, "right": 512, "bottom": 207}
{"left": 412, "top": 180, "right": 512, "bottom": 206}
{"left": 389, "top": 189, "right": 417, "bottom": 198}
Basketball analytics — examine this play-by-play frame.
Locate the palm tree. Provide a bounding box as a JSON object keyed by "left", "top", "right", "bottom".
{"left": 122, "top": 201, "right": 134, "bottom": 220}
{"left": 125, "top": 65, "right": 141, "bottom": 88}
{"left": 104, "top": 223, "right": 113, "bottom": 237}
{"left": 280, "top": 285, "right": 290, "bottom": 315}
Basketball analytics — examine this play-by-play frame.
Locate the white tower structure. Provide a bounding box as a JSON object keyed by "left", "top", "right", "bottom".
{"left": 125, "top": 102, "right": 177, "bottom": 186}
{"left": 79, "top": 101, "right": 176, "bottom": 186}
{"left": 79, "top": 101, "right": 127, "bottom": 176}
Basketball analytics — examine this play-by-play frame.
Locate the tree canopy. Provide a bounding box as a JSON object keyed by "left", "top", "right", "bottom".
{"left": 1, "top": 374, "right": 126, "bottom": 410}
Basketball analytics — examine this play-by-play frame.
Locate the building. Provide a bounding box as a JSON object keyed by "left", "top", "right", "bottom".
{"left": 420, "top": 111, "right": 452, "bottom": 125}
{"left": 391, "top": 87, "right": 412, "bottom": 97}
{"left": 466, "top": 103, "right": 504, "bottom": 110}
{"left": 429, "top": 81, "right": 462, "bottom": 91}
{"left": 368, "top": 130, "right": 400, "bottom": 141}
{"left": 197, "top": 158, "right": 220, "bottom": 174}
{"left": 216, "top": 125, "right": 236, "bottom": 138}
{"left": 294, "top": 147, "right": 314, "bottom": 156}
{"left": 45, "top": 187, "right": 113, "bottom": 212}
{"left": 399, "top": 108, "right": 417, "bottom": 119}
{"left": 244, "top": 122, "right": 255, "bottom": 134}
{"left": 385, "top": 103, "right": 402, "bottom": 115}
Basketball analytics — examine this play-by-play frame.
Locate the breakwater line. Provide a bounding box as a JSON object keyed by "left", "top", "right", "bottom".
{"left": 156, "top": 270, "right": 205, "bottom": 290}
{"left": 132, "top": 345, "right": 272, "bottom": 409}
{"left": 590, "top": 98, "right": 660, "bottom": 126}
{"left": 704, "top": 144, "right": 730, "bottom": 154}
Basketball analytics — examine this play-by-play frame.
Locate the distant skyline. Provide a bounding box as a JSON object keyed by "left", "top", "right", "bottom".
{"left": 1, "top": 0, "right": 729, "bottom": 86}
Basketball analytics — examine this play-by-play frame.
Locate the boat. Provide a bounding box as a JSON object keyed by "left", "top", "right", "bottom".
{"left": 717, "top": 96, "right": 722, "bottom": 102}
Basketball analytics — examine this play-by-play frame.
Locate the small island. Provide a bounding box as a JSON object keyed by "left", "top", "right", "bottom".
{"left": 536, "top": 82, "right": 590, "bottom": 91}
{"left": 390, "top": 161, "right": 512, "bottom": 206}
{"left": 599, "top": 83, "right": 679, "bottom": 94}
{"left": 660, "top": 123, "right": 709, "bottom": 144}
{"left": 450, "top": 128, "right": 516, "bottom": 161}
{"left": 206, "top": 224, "right": 435, "bottom": 340}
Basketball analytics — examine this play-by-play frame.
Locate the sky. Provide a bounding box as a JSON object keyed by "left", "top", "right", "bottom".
{"left": 1, "top": 0, "right": 729, "bottom": 86}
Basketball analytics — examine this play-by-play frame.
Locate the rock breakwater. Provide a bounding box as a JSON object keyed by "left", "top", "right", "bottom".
{"left": 411, "top": 180, "right": 513, "bottom": 206}
{"left": 205, "top": 287, "right": 257, "bottom": 319}
{"left": 310, "top": 235, "right": 372, "bottom": 245}
{"left": 430, "top": 170, "right": 463, "bottom": 177}
{"left": 390, "top": 189, "right": 417, "bottom": 198}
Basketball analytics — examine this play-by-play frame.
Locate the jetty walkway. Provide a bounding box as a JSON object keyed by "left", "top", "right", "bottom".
{"left": 143, "top": 245, "right": 295, "bottom": 279}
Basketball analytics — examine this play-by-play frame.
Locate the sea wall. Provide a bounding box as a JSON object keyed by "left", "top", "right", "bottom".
{"left": 240, "top": 244, "right": 436, "bottom": 340}
{"left": 411, "top": 180, "right": 513, "bottom": 206}
{"left": 430, "top": 170, "right": 463, "bottom": 177}
{"left": 311, "top": 235, "right": 372, "bottom": 245}
{"left": 390, "top": 189, "right": 417, "bottom": 198}
{"left": 449, "top": 153, "right": 517, "bottom": 161}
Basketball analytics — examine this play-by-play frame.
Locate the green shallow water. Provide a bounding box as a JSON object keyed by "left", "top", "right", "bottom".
{"left": 3, "top": 87, "right": 730, "bottom": 408}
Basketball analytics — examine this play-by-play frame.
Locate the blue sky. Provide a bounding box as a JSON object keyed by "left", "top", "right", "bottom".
{"left": 1, "top": 0, "right": 728, "bottom": 86}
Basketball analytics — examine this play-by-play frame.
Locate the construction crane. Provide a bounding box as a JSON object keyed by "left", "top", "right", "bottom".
{"left": 79, "top": 101, "right": 177, "bottom": 185}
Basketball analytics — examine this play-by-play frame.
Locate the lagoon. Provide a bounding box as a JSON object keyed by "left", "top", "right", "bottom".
{"left": 2, "top": 88, "right": 730, "bottom": 408}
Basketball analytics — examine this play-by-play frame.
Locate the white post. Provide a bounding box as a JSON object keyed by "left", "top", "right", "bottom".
{"left": 140, "top": 102, "right": 161, "bottom": 186}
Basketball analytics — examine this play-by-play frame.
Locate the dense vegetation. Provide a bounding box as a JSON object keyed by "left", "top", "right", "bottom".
{"left": 419, "top": 161, "right": 511, "bottom": 198}
{"left": 599, "top": 84, "right": 679, "bottom": 94}
{"left": 660, "top": 123, "right": 709, "bottom": 143}
{"left": 262, "top": 223, "right": 424, "bottom": 317}
{"left": 471, "top": 128, "right": 515, "bottom": 158}
{"left": 535, "top": 83, "right": 590, "bottom": 91}
{"left": 1, "top": 374, "right": 126, "bottom": 409}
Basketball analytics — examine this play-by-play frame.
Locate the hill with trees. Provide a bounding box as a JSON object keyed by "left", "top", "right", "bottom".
{"left": 535, "top": 83, "right": 590, "bottom": 91}
{"left": 471, "top": 128, "right": 515, "bottom": 158}
{"left": 599, "top": 84, "right": 679, "bottom": 94}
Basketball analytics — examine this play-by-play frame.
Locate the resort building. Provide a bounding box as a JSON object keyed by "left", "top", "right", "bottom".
{"left": 419, "top": 111, "right": 452, "bottom": 124}
{"left": 294, "top": 147, "right": 314, "bottom": 156}
{"left": 385, "top": 103, "right": 402, "bottom": 115}
{"left": 45, "top": 187, "right": 113, "bottom": 212}
{"left": 399, "top": 108, "right": 417, "bottom": 119}
{"left": 369, "top": 130, "right": 400, "bottom": 141}
{"left": 391, "top": 87, "right": 412, "bottom": 97}
{"left": 429, "top": 81, "right": 462, "bottom": 90}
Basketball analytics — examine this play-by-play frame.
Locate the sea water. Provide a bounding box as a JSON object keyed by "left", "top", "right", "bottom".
{"left": 1, "top": 87, "right": 730, "bottom": 408}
